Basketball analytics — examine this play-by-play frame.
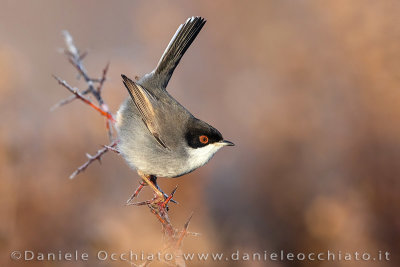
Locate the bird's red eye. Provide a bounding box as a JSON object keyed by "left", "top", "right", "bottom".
{"left": 199, "top": 135, "right": 209, "bottom": 144}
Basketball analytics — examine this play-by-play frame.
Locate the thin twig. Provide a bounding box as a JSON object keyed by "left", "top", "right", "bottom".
{"left": 51, "top": 84, "right": 97, "bottom": 112}
{"left": 103, "top": 144, "right": 119, "bottom": 153}
{"left": 52, "top": 75, "right": 114, "bottom": 121}
{"left": 53, "top": 32, "right": 116, "bottom": 177}
{"left": 97, "top": 62, "right": 109, "bottom": 95}
{"left": 59, "top": 30, "right": 114, "bottom": 140}
{"left": 69, "top": 141, "right": 117, "bottom": 179}
{"left": 50, "top": 94, "right": 78, "bottom": 111}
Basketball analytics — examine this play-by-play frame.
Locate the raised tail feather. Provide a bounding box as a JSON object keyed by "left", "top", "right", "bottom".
{"left": 154, "top": 16, "right": 206, "bottom": 88}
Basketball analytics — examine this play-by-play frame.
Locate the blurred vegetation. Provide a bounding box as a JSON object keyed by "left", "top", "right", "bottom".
{"left": 0, "top": 1, "right": 399, "bottom": 266}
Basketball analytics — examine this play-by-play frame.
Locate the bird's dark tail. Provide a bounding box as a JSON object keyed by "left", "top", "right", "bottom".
{"left": 154, "top": 16, "right": 206, "bottom": 88}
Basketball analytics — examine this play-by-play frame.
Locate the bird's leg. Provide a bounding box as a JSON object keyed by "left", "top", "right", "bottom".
{"left": 138, "top": 171, "right": 164, "bottom": 199}
{"left": 127, "top": 171, "right": 178, "bottom": 206}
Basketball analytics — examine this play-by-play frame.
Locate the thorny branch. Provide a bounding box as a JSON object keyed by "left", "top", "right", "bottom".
{"left": 129, "top": 211, "right": 200, "bottom": 267}
{"left": 52, "top": 75, "right": 114, "bottom": 122}
{"left": 53, "top": 31, "right": 197, "bottom": 266}
{"left": 52, "top": 31, "right": 116, "bottom": 179}
{"left": 69, "top": 141, "right": 118, "bottom": 179}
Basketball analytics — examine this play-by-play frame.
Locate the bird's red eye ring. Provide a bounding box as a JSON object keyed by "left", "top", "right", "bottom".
{"left": 199, "top": 135, "right": 209, "bottom": 144}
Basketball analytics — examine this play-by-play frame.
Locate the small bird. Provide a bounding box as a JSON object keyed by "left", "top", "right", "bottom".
{"left": 116, "top": 17, "right": 234, "bottom": 201}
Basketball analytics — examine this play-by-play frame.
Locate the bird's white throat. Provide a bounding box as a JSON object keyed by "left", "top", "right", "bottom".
{"left": 186, "top": 143, "right": 222, "bottom": 171}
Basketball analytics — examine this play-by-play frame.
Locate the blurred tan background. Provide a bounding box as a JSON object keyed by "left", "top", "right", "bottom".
{"left": 1, "top": 0, "right": 400, "bottom": 266}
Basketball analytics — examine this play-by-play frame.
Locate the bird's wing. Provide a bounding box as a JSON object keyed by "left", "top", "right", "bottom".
{"left": 121, "top": 74, "right": 169, "bottom": 150}
{"left": 152, "top": 16, "right": 206, "bottom": 89}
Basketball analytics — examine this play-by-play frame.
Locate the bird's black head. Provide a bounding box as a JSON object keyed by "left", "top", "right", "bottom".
{"left": 185, "top": 118, "right": 223, "bottom": 148}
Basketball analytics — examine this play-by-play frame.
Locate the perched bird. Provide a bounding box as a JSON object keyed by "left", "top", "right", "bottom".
{"left": 116, "top": 17, "right": 234, "bottom": 201}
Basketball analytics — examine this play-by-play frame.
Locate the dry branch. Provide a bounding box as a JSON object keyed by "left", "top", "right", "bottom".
{"left": 52, "top": 75, "right": 114, "bottom": 122}
{"left": 53, "top": 31, "right": 116, "bottom": 177}
{"left": 69, "top": 141, "right": 118, "bottom": 179}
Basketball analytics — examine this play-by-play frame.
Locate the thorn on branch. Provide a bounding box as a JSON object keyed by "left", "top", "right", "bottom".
{"left": 50, "top": 94, "right": 78, "bottom": 111}
{"left": 184, "top": 212, "right": 194, "bottom": 230}
{"left": 78, "top": 51, "right": 88, "bottom": 61}
{"left": 52, "top": 75, "right": 115, "bottom": 122}
{"left": 62, "top": 30, "right": 79, "bottom": 59}
{"left": 162, "top": 186, "right": 178, "bottom": 208}
{"left": 175, "top": 212, "right": 194, "bottom": 248}
{"left": 103, "top": 144, "right": 120, "bottom": 153}
{"left": 97, "top": 62, "right": 109, "bottom": 95}
{"left": 69, "top": 141, "right": 117, "bottom": 179}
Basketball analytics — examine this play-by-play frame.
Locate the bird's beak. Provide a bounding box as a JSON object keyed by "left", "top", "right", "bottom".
{"left": 218, "top": 140, "right": 235, "bottom": 147}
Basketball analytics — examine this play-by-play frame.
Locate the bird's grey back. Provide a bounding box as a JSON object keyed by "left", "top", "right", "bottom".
{"left": 116, "top": 93, "right": 195, "bottom": 177}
